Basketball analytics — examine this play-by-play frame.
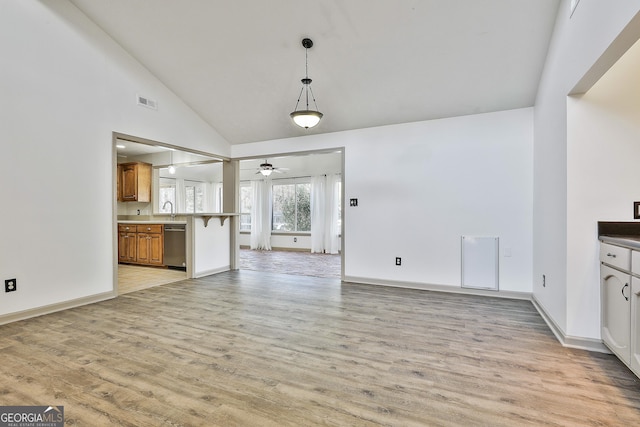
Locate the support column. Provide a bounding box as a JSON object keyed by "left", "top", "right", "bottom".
{"left": 223, "top": 160, "right": 239, "bottom": 270}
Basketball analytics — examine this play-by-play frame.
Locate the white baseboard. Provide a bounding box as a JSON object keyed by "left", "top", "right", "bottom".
{"left": 193, "top": 265, "right": 231, "bottom": 278}
{"left": 0, "top": 291, "right": 116, "bottom": 326}
{"left": 531, "top": 295, "right": 610, "bottom": 354}
{"left": 342, "top": 276, "right": 531, "bottom": 300}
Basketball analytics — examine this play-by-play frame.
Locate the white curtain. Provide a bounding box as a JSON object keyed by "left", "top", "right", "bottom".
{"left": 202, "top": 182, "right": 213, "bottom": 212}
{"left": 250, "top": 180, "right": 272, "bottom": 250}
{"left": 214, "top": 182, "right": 223, "bottom": 213}
{"left": 310, "top": 176, "right": 326, "bottom": 253}
{"left": 175, "top": 178, "right": 186, "bottom": 213}
{"left": 310, "top": 174, "right": 340, "bottom": 254}
{"left": 324, "top": 174, "right": 340, "bottom": 254}
{"left": 206, "top": 182, "right": 222, "bottom": 213}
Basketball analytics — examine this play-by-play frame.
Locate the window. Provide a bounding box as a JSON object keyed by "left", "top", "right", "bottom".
{"left": 157, "top": 178, "right": 208, "bottom": 213}
{"left": 272, "top": 181, "right": 310, "bottom": 232}
{"left": 184, "top": 180, "right": 205, "bottom": 213}
{"left": 158, "top": 178, "right": 176, "bottom": 213}
{"left": 240, "top": 183, "right": 252, "bottom": 231}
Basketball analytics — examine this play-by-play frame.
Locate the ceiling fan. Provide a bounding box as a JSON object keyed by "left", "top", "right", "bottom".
{"left": 256, "top": 160, "right": 288, "bottom": 177}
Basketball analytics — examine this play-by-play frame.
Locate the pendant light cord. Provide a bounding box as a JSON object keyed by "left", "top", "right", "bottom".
{"left": 292, "top": 45, "right": 320, "bottom": 112}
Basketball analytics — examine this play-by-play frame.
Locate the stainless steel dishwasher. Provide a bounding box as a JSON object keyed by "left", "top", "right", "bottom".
{"left": 164, "top": 224, "right": 186, "bottom": 269}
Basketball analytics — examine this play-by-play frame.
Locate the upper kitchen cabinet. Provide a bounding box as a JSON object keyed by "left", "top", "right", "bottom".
{"left": 118, "top": 162, "right": 151, "bottom": 202}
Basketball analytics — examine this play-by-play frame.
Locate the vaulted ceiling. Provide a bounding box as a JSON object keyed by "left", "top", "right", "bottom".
{"left": 70, "top": 0, "right": 560, "bottom": 145}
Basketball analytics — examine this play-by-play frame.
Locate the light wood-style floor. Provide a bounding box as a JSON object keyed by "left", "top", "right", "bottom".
{"left": 2, "top": 270, "right": 640, "bottom": 426}
{"left": 239, "top": 248, "right": 341, "bottom": 278}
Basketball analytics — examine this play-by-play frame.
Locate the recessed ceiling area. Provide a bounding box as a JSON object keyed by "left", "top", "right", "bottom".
{"left": 69, "top": 0, "right": 560, "bottom": 145}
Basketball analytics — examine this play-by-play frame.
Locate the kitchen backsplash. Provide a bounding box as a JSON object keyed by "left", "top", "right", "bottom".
{"left": 117, "top": 201, "right": 152, "bottom": 217}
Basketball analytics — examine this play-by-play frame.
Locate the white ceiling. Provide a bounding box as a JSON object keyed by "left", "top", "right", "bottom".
{"left": 70, "top": 0, "right": 560, "bottom": 145}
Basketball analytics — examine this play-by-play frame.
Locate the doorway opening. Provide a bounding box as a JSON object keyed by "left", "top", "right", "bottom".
{"left": 237, "top": 150, "right": 344, "bottom": 280}
{"left": 113, "top": 132, "right": 226, "bottom": 294}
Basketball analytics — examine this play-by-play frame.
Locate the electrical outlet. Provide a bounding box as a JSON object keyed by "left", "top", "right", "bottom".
{"left": 396, "top": 257, "right": 401, "bottom": 266}
{"left": 350, "top": 198, "right": 358, "bottom": 207}
{"left": 5, "top": 278, "right": 17, "bottom": 293}
{"left": 293, "top": 237, "right": 297, "bottom": 243}
{"left": 542, "top": 274, "right": 546, "bottom": 287}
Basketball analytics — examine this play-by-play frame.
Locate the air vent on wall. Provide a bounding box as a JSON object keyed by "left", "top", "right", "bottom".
{"left": 137, "top": 94, "right": 158, "bottom": 110}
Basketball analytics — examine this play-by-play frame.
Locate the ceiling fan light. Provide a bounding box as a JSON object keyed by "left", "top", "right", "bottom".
{"left": 290, "top": 110, "right": 323, "bottom": 129}
{"left": 260, "top": 169, "right": 273, "bottom": 177}
{"left": 168, "top": 165, "right": 176, "bottom": 174}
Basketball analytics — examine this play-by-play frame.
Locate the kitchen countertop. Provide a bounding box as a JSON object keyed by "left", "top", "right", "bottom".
{"left": 599, "top": 235, "right": 640, "bottom": 250}
{"left": 118, "top": 220, "right": 187, "bottom": 225}
{"left": 118, "top": 213, "right": 239, "bottom": 227}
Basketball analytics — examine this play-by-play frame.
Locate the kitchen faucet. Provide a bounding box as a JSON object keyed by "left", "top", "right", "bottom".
{"left": 162, "top": 200, "right": 175, "bottom": 220}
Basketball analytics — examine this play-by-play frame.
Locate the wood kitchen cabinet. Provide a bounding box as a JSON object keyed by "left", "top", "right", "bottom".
{"left": 118, "top": 223, "right": 164, "bottom": 266}
{"left": 118, "top": 225, "right": 137, "bottom": 263}
{"left": 136, "top": 225, "right": 164, "bottom": 266}
{"left": 118, "top": 162, "right": 151, "bottom": 202}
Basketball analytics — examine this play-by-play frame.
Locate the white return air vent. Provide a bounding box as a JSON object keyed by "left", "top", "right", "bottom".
{"left": 136, "top": 94, "right": 158, "bottom": 110}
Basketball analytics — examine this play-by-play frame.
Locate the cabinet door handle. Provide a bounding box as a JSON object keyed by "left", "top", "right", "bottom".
{"left": 622, "top": 283, "right": 629, "bottom": 301}
{"left": 607, "top": 253, "right": 617, "bottom": 258}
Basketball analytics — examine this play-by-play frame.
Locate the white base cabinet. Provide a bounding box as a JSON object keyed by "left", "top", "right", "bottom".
{"left": 601, "top": 264, "right": 630, "bottom": 364}
{"left": 600, "top": 242, "right": 640, "bottom": 378}
{"left": 631, "top": 277, "right": 640, "bottom": 375}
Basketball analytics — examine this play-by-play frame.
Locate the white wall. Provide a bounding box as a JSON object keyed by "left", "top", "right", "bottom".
{"left": 234, "top": 108, "right": 533, "bottom": 292}
{"left": 533, "top": 0, "right": 640, "bottom": 338}
{"left": 566, "top": 39, "right": 640, "bottom": 339}
{"left": 0, "top": 1, "right": 229, "bottom": 318}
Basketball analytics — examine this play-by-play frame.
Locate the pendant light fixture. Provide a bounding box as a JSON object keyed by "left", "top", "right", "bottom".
{"left": 168, "top": 150, "right": 176, "bottom": 174}
{"left": 290, "top": 38, "right": 323, "bottom": 129}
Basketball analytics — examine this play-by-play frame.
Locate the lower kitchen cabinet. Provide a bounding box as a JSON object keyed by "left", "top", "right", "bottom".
{"left": 137, "top": 231, "right": 163, "bottom": 266}
{"left": 117, "top": 223, "right": 164, "bottom": 266}
{"left": 631, "top": 277, "right": 640, "bottom": 374}
{"left": 601, "top": 264, "right": 631, "bottom": 364}
{"left": 118, "top": 231, "right": 137, "bottom": 263}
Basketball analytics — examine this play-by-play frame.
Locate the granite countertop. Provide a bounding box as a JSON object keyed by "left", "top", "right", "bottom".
{"left": 599, "top": 235, "right": 640, "bottom": 250}
{"left": 598, "top": 222, "right": 640, "bottom": 249}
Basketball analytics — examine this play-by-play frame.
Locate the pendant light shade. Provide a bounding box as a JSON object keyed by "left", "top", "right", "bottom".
{"left": 290, "top": 110, "right": 323, "bottom": 128}
{"left": 290, "top": 38, "right": 323, "bottom": 129}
